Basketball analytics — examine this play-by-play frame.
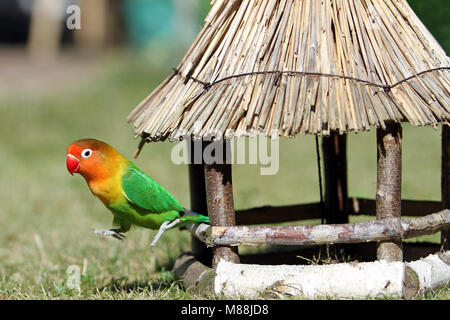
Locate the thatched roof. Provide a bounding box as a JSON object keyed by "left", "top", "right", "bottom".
{"left": 127, "top": 0, "right": 450, "bottom": 141}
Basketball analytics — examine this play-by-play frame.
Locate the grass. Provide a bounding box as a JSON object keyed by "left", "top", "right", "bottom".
{"left": 0, "top": 51, "right": 447, "bottom": 300}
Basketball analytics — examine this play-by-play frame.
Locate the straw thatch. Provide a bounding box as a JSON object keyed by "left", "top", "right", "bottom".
{"left": 127, "top": 0, "right": 450, "bottom": 141}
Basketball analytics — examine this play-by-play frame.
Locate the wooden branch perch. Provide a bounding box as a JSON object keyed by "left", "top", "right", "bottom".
{"left": 211, "top": 210, "right": 450, "bottom": 247}
{"left": 186, "top": 223, "right": 213, "bottom": 247}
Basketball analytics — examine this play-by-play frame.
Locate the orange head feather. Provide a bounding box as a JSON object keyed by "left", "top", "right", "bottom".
{"left": 66, "top": 138, "right": 126, "bottom": 183}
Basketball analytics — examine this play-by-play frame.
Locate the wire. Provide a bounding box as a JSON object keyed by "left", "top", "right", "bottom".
{"left": 315, "top": 135, "right": 325, "bottom": 225}
{"left": 173, "top": 67, "right": 449, "bottom": 93}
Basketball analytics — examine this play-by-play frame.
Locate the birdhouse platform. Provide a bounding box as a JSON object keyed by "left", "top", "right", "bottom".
{"left": 128, "top": 0, "right": 450, "bottom": 298}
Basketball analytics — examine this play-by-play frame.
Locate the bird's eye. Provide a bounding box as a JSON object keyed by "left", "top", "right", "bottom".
{"left": 81, "top": 149, "right": 93, "bottom": 159}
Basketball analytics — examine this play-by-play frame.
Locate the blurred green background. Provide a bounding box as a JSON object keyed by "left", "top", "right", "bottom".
{"left": 0, "top": 0, "right": 448, "bottom": 299}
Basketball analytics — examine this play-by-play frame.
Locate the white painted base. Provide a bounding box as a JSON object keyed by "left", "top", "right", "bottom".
{"left": 214, "top": 251, "right": 450, "bottom": 299}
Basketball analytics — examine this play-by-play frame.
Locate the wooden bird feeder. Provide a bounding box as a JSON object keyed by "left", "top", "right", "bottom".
{"left": 128, "top": 0, "right": 450, "bottom": 299}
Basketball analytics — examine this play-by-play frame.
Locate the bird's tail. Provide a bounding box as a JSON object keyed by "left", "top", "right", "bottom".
{"left": 181, "top": 208, "right": 210, "bottom": 224}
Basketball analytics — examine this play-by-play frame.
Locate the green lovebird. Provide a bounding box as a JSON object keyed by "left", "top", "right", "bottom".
{"left": 66, "top": 138, "right": 209, "bottom": 246}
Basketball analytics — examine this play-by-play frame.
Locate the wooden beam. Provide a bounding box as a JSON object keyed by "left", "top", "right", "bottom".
{"left": 322, "top": 132, "right": 348, "bottom": 224}
{"left": 188, "top": 140, "right": 212, "bottom": 266}
{"left": 232, "top": 199, "right": 442, "bottom": 226}
{"left": 442, "top": 125, "right": 450, "bottom": 250}
{"left": 350, "top": 198, "right": 442, "bottom": 217}
{"left": 211, "top": 210, "right": 450, "bottom": 246}
{"left": 235, "top": 202, "right": 321, "bottom": 225}
{"left": 347, "top": 242, "right": 442, "bottom": 263}
{"left": 376, "top": 122, "right": 403, "bottom": 261}
{"left": 204, "top": 141, "right": 239, "bottom": 268}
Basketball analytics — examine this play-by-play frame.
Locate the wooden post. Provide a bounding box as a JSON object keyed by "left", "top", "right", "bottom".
{"left": 441, "top": 125, "right": 450, "bottom": 251}
{"left": 376, "top": 122, "right": 403, "bottom": 261}
{"left": 204, "top": 140, "right": 239, "bottom": 268}
{"left": 322, "top": 132, "right": 348, "bottom": 224}
{"left": 187, "top": 140, "right": 212, "bottom": 266}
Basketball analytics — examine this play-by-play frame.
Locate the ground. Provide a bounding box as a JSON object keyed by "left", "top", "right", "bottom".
{"left": 0, "top": 48, "right": 447, "bottom": 299}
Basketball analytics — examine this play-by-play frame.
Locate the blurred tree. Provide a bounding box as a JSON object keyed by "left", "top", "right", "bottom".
{"left": 123, "top": 0, "right": 174, "bottom": 48}
{"left": 74, "top": 0, "right": 108, "bottom": 50}
{"left": 174, "top": 0, "right": 201, "bottom": 49}
{"left": 0, "top": 0, "right": 30, "bottom": 43}
{"left": 408, "top": 0, "right": 450, "bottom": 53}
{"left": 122, "top": 0, "right": 211, "bottom": 49}
{"left": 27, "top": 0, "right": 64, "bottom": 60}
{"left": 198, "top": 0, "right": 211, "bottom": 22}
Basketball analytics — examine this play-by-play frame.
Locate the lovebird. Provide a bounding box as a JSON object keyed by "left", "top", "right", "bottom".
{"left": 66, "top": 138, "right": 209, "bottom": 246}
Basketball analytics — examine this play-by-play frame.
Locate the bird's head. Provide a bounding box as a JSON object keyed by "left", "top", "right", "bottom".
{"left": 66, "top": 138, "right": 118, "bottom": 181}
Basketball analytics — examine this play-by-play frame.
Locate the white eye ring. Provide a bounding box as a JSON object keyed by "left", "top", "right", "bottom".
{"left": 81, "top": 149, "right": 93, "bottom": 159}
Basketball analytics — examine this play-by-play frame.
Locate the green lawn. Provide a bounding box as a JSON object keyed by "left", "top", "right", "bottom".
{"left": 0, "top": 52, "right": 447, "bottom": 300}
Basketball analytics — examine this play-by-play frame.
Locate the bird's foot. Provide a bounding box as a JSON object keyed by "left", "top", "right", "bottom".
{"left": 150, "top": 219, "right": 181, "bottom": 248}
{"left": 92, "top": 229, "right": 127, "bottom": 240}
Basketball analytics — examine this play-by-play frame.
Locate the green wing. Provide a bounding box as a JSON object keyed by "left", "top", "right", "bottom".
{"left": 121, "top": 164, "right": 184, "bottom": 214}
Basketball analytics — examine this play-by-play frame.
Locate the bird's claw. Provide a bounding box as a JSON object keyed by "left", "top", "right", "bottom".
{"left": 149, "top": 219, "right": 181, "bottom": 249}
{"left": 92, "top": 229, "right": 127, "bottom": 240}
{"left": 112, "top": 232, "right": 127, "bottom": 240}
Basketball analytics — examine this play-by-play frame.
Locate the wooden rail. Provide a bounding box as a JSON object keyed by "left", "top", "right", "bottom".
{"left": 189, "top": 210, "right": 450, "bottom": 247}
{"left": 234, "top": 198, "right": 443, "bottom": 225}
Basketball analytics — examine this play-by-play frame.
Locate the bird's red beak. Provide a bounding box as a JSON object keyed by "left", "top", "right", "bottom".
{"left": 66, "top": 154, "right": 80, "bottom": 175}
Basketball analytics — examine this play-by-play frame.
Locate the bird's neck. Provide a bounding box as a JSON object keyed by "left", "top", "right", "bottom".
{"left": 88, "top": 178, "right": 121, "bottom": 206}
{"left": 85, "top": 159, "right": 128, "bottom": 206}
